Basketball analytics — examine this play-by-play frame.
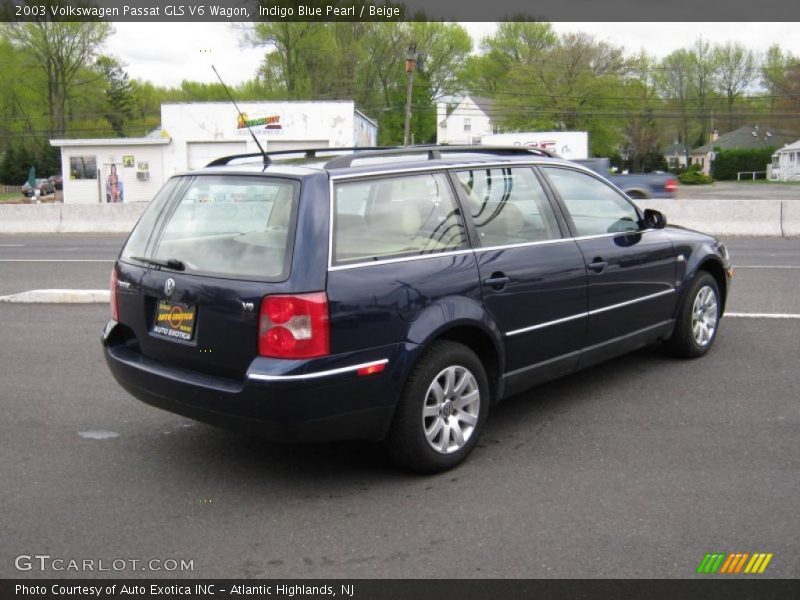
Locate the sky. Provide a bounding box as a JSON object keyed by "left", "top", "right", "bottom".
{"left": 103, "top": 22, "right": 800, "bottom": 88}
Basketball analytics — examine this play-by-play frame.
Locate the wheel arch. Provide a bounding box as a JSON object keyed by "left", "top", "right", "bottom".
{"left": 406, "top": 312, "right": 506, "bottom": 405}
{"left": 695, "top": 257, "right": 728, "bottom": 311}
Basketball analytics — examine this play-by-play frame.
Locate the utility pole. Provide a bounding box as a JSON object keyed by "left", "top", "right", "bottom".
{"left": 403, "top": 43, "right": 417, "bottom": 147}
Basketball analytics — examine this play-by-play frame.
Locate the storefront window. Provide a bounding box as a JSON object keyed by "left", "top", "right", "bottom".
{"left": 69, "top": 156, "right": 97, "bottom": 180}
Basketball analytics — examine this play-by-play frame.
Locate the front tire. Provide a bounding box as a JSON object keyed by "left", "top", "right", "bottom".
{"left": 384, "top": 341, "right": 489, "bottom": 473}
{"left": 665, "top": 271, "right": 721, "bottom": 358}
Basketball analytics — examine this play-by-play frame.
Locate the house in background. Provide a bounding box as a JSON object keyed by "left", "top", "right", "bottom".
{"left": 663, "top": 142, "right": 690, "bottom": 170}
{"left": 689, "top": 126, "right": 797, "bottom": 176}
{"left": 436, "top": 96, "right": 499, "bottom": 145}
{"left": 768, "top": 140, "right": 800, "bottom": 181}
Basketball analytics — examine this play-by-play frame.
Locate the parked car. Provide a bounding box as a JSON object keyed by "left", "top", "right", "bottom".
{"left": 103, "top": 146, "right": 732, "bottom": 473}
{"left": 575, "top": 158, "right": 677, "bottom": 199}
{"left": 21, "top": 178, "right": 55, "bottom": 197}
{"left": 48, "top": 174, "right": 63, "bottom": 191}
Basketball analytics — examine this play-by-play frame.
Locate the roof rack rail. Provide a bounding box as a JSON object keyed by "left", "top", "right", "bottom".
{"left": 322, "top": 145, "right": 557, "bottom": 169}
{"left": 205, "top": 146, "right": 396, "bottom": 167}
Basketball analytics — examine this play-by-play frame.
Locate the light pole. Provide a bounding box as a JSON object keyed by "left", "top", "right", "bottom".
{"left": 403, "top": 43, "right": 417, "bottom": 147}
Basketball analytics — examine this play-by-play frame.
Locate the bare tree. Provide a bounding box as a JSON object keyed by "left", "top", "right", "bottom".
{"left": 689, "top": 38, "right": 718, "bottom": 144}
{"left": 714, "top": 42, "right": 757, "bottom": 129}
{"left": 658, "top": 49, "right": 694, "bottom": 163}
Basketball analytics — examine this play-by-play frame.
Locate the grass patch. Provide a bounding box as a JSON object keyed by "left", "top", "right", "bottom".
{"left": 0, "top": 191, "right": 25, "bottom": 203}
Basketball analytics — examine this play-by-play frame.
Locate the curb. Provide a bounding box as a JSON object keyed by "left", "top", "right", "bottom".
{"left": 0, "top": 289, "right": 110, "bottom": 303}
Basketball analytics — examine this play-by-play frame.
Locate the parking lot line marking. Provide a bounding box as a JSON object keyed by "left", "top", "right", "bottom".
{"left": 0, "top": 244, "right": 25, "bottom": 247}
{"left": 726, "top": 312, "right": 800, "bottom": 319}
{"left": 733, "top": 265, "right": 800, "bottom": 269}
{"left": 0, "top": 259, "right": 113, "bottom": 262}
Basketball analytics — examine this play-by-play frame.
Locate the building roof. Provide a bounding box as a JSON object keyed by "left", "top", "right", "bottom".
{"left": 469, "top": 96, "right": 496, "bottom": 115}
{"left": 773, "top": 139, "right": 800, "bottom": 154}
{"left": 50, "top": 137, "right": 171, "bottom": 147}
{"left": 691, "top": 126, "right": 797, "bottom": 154}
{"left": 664, "top": 142, "right": 690, "bottom": 155}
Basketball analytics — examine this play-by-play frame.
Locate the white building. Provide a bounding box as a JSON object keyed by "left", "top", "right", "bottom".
{"left": 480, "top": 132, "right": 589, "bottom": 160}
{"left": 436, "top": 96, "right": 499, "bottom": 145}
{"left": 51, "top": 101, "right": 377, "bottom": 204}
{"left": 768, "top": 140, "right": 800, "bottom": 181}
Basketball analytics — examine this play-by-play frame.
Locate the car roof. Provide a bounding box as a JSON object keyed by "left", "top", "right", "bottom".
{"left": 176, "top": 147, "right": 585, "bottom": 180}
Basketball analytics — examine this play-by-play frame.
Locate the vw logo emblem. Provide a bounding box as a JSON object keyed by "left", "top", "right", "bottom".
{"left": 164, "top": 278, "right": 176, "bottom": 298}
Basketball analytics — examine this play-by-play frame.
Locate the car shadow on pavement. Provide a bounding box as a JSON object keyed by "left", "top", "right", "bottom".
{"left": 130, "top": 342, "right": 680, "bottom": 488}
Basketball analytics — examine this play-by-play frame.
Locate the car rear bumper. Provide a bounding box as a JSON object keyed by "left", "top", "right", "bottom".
{"left": 102, "top": 321, "right": 405, "bottom": 442}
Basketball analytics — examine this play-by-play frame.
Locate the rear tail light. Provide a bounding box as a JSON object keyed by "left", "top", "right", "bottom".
{"left": 110, "top": 269, "right": 119, "bottom": 321}
{"left": 259, "top": 292, "right": 330, "bottom": 359}
{"left": 665, "top": 178, "right": 677, "bottom": 194}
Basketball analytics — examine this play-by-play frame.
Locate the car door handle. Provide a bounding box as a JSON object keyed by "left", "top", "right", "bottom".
{"left": 483, "top": 273, "right": 510, "bottom": 289}
{"left": 587, "top": 259, "right": 608, "bottom": 273}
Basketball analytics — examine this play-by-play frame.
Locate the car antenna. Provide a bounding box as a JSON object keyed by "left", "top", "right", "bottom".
{"left": 211, "top": 64, "right": 268, "bottom": 166}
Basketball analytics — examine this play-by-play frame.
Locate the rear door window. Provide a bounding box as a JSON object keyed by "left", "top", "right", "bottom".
{"left": 455, "top": 167, "right": 562, "bottom": 246}
{"left": 332, "top": 173, "right": 467, "bottom": 266}
{"left": 121, "top": 175, "right": 299, "bottom": 280}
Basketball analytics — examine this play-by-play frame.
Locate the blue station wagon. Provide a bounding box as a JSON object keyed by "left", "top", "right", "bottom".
{"left": 103, "top": 146, "right": 732, "bottom": 472}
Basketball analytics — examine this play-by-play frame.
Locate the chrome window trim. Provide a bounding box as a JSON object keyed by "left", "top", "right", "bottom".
{"left": 504, "top": 288, "right": 675, "bottom": 337}
{"left": 326, "top": 230, "right": 658, "bottom": 271}
{"left": 572, "top": 229, "right": 655, "bottom": 241}
{"left": 248, "top": 358, "right": 389, "bottom": 382}
{"left": 328, "top": 249, "right": 475, "bottom": 272}
{"left": 326, "top": 160, "right": 657, "bottom": 271}
{"left": 475, "top": 237, "right": 571, "bottom": 253}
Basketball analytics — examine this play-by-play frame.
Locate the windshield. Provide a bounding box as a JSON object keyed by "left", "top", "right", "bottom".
{"left": 121, "top": 175, "right": 299, "bottom": 281}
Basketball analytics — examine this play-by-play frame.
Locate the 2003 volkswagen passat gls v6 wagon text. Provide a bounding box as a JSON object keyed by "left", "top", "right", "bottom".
{"left": 103, "top": 146, "right": 732, "bottom": 473}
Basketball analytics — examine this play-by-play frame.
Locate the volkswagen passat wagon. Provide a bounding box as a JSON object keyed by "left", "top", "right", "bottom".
{"left": 103, "top": 146, "right": 732, "bottom": 473}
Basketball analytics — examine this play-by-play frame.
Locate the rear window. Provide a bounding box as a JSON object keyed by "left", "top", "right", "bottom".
{"left": 121, "top": 175, "right": 299, "bottom": 280}
{"left": 332, "top": 173, "right": 467, "bottom": 266}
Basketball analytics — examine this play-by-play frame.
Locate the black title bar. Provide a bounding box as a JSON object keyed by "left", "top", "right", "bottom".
{"left": 4, "top": 579, "right": 800, "bottom": 600}
{"left": 2, "top": 0, "right": 800, "bottom": 22}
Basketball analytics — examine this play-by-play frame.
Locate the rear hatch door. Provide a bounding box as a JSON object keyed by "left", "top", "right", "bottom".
{"left": 115, "top": 173, "right": 303, "bottom": 380}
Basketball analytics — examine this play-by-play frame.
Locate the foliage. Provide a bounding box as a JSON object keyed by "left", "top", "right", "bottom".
{"left": 250, "top": 21, "right": 471, "bottom": 144}
{"left": 2, "top": 20, "right": 800, "bottom": 182}
{"left": 97, "top": 56, "right": 136, "bottom": 136}
{"left": 2, "top": 21, "right": 111, "bottom": 137}
{"left": 711, "top": 147, "right": 777, "bottom": 181}
{"left": 678, "top": 168, "right": 714, "bottom": 184}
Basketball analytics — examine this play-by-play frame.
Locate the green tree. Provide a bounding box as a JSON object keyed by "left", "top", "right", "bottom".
{"left": 96, "top": 56, "right": 136, "bottom": 136}
{"left": 3, "top": 21, "right": 111, "bottom": 137}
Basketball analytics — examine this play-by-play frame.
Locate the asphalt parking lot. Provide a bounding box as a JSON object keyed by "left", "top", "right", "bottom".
{"left": 1, "top": 234, "right": 798, "bottom": 579}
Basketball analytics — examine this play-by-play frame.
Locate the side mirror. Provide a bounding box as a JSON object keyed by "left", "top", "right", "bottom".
{"left": 642, "top": 208, "right": 667, "bottom": 230}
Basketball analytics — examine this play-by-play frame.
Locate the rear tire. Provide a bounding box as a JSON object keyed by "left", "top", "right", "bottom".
{"left": 664, "top": 271, "right": 721, "bottom": 358}
{"left": 384, "top": 341, "right": 489, "bottom": 474}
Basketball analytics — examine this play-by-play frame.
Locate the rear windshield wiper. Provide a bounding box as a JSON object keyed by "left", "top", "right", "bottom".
{"left": 130, "top": 256, "right": 186, "bottom": 271}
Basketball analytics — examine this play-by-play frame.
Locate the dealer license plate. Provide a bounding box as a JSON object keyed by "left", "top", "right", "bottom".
{"left": 152, "top": 301, "right": 197, "bottom": 342}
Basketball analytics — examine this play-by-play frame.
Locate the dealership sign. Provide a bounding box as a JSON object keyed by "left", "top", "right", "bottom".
{"left": 236, "top": 112, "right": 283, "bottom": 136}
